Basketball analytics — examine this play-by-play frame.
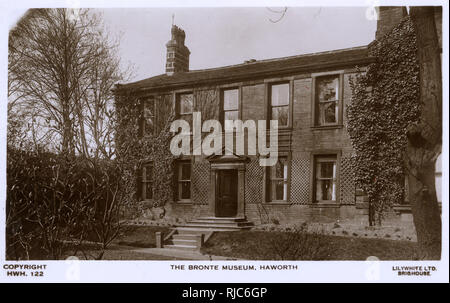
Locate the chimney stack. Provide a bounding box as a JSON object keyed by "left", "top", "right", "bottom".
{"left": 375, "top": 6, "right": 408, "bottom": 40}
{"left": 165, "top": 25, "right": 190, "bottom": 75}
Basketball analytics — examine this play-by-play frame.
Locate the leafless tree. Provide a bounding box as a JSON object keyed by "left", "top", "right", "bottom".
{"left": 8, "top": 8, "right": 132, "bottom": 157}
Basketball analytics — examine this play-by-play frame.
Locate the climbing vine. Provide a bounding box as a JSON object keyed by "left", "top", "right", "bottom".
{"left": 347, "top": 16, "right": 420, "bottom": 224}
{"left": 114, "top": 86, "right": 220, "bottom": 218}
{"left": 114, "top": 89, "right": 175, "bottom": 218}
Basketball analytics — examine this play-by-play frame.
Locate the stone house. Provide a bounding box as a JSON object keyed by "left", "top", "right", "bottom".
{"left": 114, "top": 7, "right": 442, "bottom": 229}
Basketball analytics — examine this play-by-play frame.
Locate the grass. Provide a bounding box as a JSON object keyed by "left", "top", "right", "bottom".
{"left": 113, "top": 225, "right": 172, "bottom": 248}
{"left": 67, "top": 244, "right": 182, "bottom": 260}
{"left": 63, "top": 225, "right": 180, "bottom": 260}
{"left": 201, "top": 230, "right": 420, "bottom": 260}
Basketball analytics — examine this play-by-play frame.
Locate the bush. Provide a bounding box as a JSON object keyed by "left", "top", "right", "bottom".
{"left": 259, "top": 224, "right": 331, "bottom": 260}
{"left": 6, "top": 147, "right": 125, "bottom": 260}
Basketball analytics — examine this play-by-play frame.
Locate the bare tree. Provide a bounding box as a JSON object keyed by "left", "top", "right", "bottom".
{"left": 8, "top": 8, "right": 131, "bottom": 156}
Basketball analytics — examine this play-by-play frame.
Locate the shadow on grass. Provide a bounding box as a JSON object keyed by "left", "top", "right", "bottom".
{"left": 201, "top": 230, "right": 421, "bottom": 260}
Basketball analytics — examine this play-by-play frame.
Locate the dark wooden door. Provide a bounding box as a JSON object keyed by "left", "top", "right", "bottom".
{"left": 216, "top": 170, "right": 238, "bottom": 217}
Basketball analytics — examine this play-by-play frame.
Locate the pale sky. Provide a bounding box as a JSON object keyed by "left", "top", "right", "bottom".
{"left": 100, "top": 7, "right": 377, "bottom": 82}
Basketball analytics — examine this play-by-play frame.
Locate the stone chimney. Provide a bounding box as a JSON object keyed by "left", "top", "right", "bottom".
{"left": 165, "top": 25, "right": 190, "bottom": 75}
{"left": 375, "top": 6, "right": 408, "bottom": 40}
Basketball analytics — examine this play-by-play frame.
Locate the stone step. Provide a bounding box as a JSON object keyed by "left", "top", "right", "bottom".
{"left": 189, "top": 219, "right": 253, "bottom": 225}
{"left": 166, "top": 238, "right": 197, "bottom": 246}
{"left": 172, "top": 234, "right": 198, "bottom": 240}
{"left": 183, "top": 222, "right": 254, "bottom": 228}
{"left": 180, "top": 223, "right": 253, "bottom": 230}
{"left": 175, "top": 227, "right": 211, "bottom": 234}
{"left": 177, "top": 226, "right": 246, "bottom": 232}
{"left": 164, "top": 244, "right": 198, "bottom": 251}
{"left": 196, "top": 217, "right": 247, "bottom": 222}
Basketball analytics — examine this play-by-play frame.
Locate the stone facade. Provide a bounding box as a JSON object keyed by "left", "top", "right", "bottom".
{"left": 117, "top": 7, "right": 444, "bottom": 226}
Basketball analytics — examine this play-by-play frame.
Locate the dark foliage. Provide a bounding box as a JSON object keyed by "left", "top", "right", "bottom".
{"left": 6, "top": 148, "right": 125, "bottom": 260}
{"left": 347, "top": 17, "right": 420, "bottom": 224}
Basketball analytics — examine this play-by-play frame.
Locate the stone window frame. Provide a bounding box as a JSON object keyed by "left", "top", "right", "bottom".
{"left": 174, "top": 158, "right": 192, "bottom": 203}
{"left": 263, "top": 152, "right": 292, "bottom": 204}
{"left": 219, "top": 86, "right": 242, "bottom": 125}
{"left": 141, "top": 161, "right": 154, "bottom": 201}
{"left": 311, "top": 70, "right": 344, "bottom": 129}
{"left": 264, "top": 79, "right": 294, "bottom": 130}
{"left": 140, "top": 95, "right": 156, "bottom": 137}
{"left": 310, "top": 150, "right": 342, "bottom": 205}
{"left": 175, "top": 91, "right": 194, "bottom": 127}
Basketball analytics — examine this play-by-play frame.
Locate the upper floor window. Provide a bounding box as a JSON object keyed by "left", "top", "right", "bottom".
{"left": 314, "top": 75, "right": 341, "bottom": 126}
{"left": 177, "top": 93, "right": 193, "bottom": 127}
{"left": 314, "top": 155, "right": 337, "bottom": 203}
{"left": 222, "top": 88, "right": 239, "bottom": 122}
{"left": 267, "top": 156, "right": 290, "bottom": 202}
{"left": 270, "top": 83, "right": 290, "bottom": 127}
{"left": 142, "top": 97, "right": 155, "bottom": 136}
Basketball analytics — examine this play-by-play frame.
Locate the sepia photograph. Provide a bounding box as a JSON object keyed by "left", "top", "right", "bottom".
{"left": 0, "top": 0, "right": 448, "bottom": 284}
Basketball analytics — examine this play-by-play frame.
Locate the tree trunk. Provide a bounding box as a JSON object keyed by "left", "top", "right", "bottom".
{"left": 407, "top": 6, "right": 442, "bottom": 260}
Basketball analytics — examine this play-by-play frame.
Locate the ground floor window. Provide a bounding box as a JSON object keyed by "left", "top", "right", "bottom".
{"left": 267, "top": 156, "right": 290, "bottom": 202}
{"left": 314, "top": 155, "right": 337, "bottom": 203}
{"left": 176, "top": 160, "right": 191, "bottom": 201}
{"left": 141, "top": 162, "right": 153, "bottom": 200}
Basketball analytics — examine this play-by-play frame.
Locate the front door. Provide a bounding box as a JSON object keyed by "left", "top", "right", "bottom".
{"left": 216, "top": 170, "right": 238, "bottom": 217}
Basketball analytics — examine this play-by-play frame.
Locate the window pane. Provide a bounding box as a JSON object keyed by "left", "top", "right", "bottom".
{"left": 317, "top": 161, "right": 336, "bottom": 179}
{"left": 319, "top": 101, "right": 338, "bottom": 124}
{"left": 180, "top": 181, "right": 191, "bottom": 199}
{"left": 271, "top": 106, "right": 289, "bottom": 126}
{"left": 145, "top": 165, "right": 153, "bottom": 181}
{"left": 316, "top": 180, "right": 336, "bottom": 201}
{"left": 181, "top": 163, "right": 191, "bottom": 180}
{"left": 315, "top": 157, "right": 337, "bottom": 202}
{"left": 272, "top": 181, "right": 287, "bottom": 201}
{"left": 317, "top": 76, "right": 339, "bottom": 102}
{"left": 224, "top": 110, "right": 239, "bottom": 121}
{"left": 143, "top": 98, "right": 154, "bottom": 134}
{"left": 180, "top": 113, "right": 192, "bottom": 127}
{"left": 271, "top": 83, "right": 289, "bottom": 106}
{"left": 145, "top": 182, "right": 153, "bottom": 199}
{"left": 224, "top": 89, "right": 238, "bottom": 110}
{"left": 274, "top": 157, "right": 288, "bottom": 179}
{"left": 180, "top": 94, "right": 193, "bottom": 114}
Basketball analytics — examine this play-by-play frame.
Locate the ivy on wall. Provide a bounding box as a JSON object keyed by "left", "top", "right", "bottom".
{"left": 114, "top": 87, "right": 220, "bottom": 218}
{"left": 347, "top": 16, "right": 420, "bottom": 224}
{"left": 114, "top": 90, "right": 175, "bottom": 218}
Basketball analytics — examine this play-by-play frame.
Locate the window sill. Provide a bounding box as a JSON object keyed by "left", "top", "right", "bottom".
{"left": 263, "top": 201, "right": 290, "bottom": 205}
{"left": 175, "top": 200, "right": 193, "bottom": 205}
{"left": 266, "top": 127, "right": 292, "bottom": 132}
{"left": 309, "top": 203, "right": 340, "bottom": 208}
{"left": 310, "top": 125, "right": 343, "bottom": 131}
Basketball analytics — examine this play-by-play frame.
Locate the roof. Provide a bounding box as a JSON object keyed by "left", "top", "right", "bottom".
{"left": 117, "top": 46, "right": 373, "bottom": 92}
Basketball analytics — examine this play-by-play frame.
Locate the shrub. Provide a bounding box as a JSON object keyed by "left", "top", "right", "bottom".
{"left": 6, "top": 147, "right": 126, "bottom": 260}
{"left": 261, "top": 224, "right": 331, "bottom": 260}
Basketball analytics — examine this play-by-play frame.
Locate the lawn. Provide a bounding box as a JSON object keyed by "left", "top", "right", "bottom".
{"left": 62, "top": 225, "right": 179, "bottom": 260}
{"left": 113, "top": 225, "right": 172, "bottom": 248}
{"left": 201, "top": 230, "right": 420, "bottom": 260}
